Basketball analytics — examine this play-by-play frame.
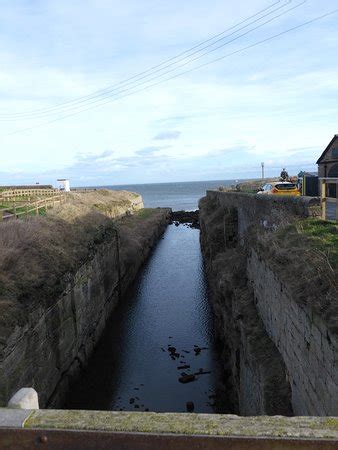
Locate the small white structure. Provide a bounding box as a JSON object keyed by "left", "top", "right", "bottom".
{"left": 57, "top": 178, "right": 70, "bottom": 192}
{"left": 7, "top": 388, "right": 39, "bottom": 410}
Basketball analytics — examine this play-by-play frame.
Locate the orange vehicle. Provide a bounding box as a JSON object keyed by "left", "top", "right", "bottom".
{"left": 257, "top": 181, "right": 301, "bottom": 196}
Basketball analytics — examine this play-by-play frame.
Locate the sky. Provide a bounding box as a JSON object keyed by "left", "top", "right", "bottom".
{"left": 0, "top": 0, "right": 337, "bottom": 186}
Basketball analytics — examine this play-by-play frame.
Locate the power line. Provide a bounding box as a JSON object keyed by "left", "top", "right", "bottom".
{"left": 0, "top": 0, "right": 290, "bottom": 119}
{"left": 7, "top": 8, "right": 338, "bottom": 136}
{"left": 1, "top": 0, "right": 304, "bottom": 121}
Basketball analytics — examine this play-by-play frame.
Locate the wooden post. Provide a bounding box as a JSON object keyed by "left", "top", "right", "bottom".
{"left": 321, "top": 179, "right": 327, "bottom": 220}
{"left": 25, "top": 204, "right": 28, "bottom": 219}
{"left": 35, "top": 203, "right": 39, "bottom": 216}
{"left": 13, "top": 201, "right": 17, "bottom": 219}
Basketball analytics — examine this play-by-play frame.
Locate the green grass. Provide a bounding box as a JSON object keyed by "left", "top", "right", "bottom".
{"left": 1, "top": 204, "right": 47, "bottom": 218}
{"left": 0, "top": 198, "right": 39, "bottom": 214}
{"left": 277, "top": 218, "right": 338, "bottom": 270}
{"left": 239, "top": 187, "right": 258, "bottom": 194}
{"left": 136, "top": 208, "right": 156, "bottom": 219}
{"left": 37, "top": 207, "right": 47, "bottom": 216}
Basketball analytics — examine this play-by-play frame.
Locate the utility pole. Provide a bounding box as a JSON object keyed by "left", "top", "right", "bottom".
{"left": 261, "top": 162, "right": 265, "bottom": 180}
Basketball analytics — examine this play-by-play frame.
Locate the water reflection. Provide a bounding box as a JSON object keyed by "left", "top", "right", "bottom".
{"left": 66, "top": 224, "right": 224, "bottom": 413}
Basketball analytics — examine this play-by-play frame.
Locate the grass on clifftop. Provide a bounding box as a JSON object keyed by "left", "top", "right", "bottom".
{"left": 277, "top": 218, "right": 338, "bottom": 271}
{"left": 136, "top": 208, "right": 156, "bottom": 219}
{"left": 0, "top": 190, "right": 144, "bottom": 331}
{"left": 253, "top": 216, "right": 338, "bottom": 330}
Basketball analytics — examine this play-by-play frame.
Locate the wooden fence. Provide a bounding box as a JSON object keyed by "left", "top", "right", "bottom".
{"left": 0, "top": 188, "right": 59, "bottom": 200}
{"left": 0, "top": 189, "right": 65, "bottom": 221}
{"left": 319, "top": 178, "right": 338, "bottom": 222}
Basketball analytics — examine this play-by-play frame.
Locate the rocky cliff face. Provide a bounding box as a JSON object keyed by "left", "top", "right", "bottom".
{"left": 199, "top": 190, "right": 337, "bottom": 416}
{"left": 0, "top": 191, "right": 170, "bottom": 408}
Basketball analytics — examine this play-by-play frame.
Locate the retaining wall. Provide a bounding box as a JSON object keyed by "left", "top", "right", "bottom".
{"left": 199, "top": 190, "right": 337, "bottom": 416}
{"left": 0, "top": 208, "right": 170, "bottom": 408}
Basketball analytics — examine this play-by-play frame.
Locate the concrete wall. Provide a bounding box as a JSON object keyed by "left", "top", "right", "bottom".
{"left": 199, "top": 190, "right": 337, "bottom": 416}
{"left": 205, "top": 190, "right": 320, "bottom": 239}
{"left": 0, "top": 209, "right": 169, "bottom": 408}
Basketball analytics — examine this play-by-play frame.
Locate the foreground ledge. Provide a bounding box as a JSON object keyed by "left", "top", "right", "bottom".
{"left": 1, "top": 410, "right": 337, "bottom": 449}
{"left": 0, "top": 409, "right": 337, "bottom": 439}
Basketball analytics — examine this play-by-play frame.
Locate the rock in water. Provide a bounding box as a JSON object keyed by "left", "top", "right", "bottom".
{"left": 179, "top": 374, "right": 196, "bottom": 384}
{"left": 177, "top": 364, "right": 190, "bottom": 370}
{"left": 186, "top": 401, "right": 195, "bottom": 412}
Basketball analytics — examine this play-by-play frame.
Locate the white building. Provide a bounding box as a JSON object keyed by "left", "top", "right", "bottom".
{"left": 57, "top": 179, "right": 70, "bottom": 192}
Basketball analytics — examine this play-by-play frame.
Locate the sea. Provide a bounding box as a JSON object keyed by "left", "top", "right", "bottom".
{"left": 101, "top": 179, "right": 237, "bottom": 211}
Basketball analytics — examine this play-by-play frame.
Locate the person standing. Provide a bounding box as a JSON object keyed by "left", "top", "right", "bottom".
{"left": 280, "top": 168, "right": 289, "bottom": 181}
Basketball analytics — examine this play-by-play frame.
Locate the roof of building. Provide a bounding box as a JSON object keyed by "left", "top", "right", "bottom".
{"left": 298, "top": 171, "right": 318, "bottom": 177}
{"left": 316, "top": 134, "right": 338, "bottom": 164}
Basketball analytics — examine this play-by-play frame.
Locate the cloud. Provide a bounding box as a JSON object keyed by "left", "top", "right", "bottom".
{"left": 51, "top": 146, "right": 175, "bottom": 181}
{"left": 76, "top": 149, "right": 115, "bottom": 163}
{"left": 206, "top": 144, "right": 255, "bottom": 158}
{"left": 154, "top": 116, "right": 191, "bottom": 126}
{"left": 153, "top": 130, "right": 181, "bottom": 140}
{"left": 135, "top": 145, "right": 171, "bottom": 156}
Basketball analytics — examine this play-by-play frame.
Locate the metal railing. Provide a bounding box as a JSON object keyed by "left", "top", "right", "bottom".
{"left": 319, "top": 178, "right": 338, "bottom": 222}
{"left": 0, "top": 428, "right": 337, "bottom": 449}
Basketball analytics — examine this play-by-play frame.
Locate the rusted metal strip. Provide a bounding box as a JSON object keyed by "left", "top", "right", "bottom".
{"left": 0, "top": 429, "right": 337, "bottom": 450}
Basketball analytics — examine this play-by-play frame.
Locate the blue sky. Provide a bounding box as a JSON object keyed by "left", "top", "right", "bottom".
{"left": 0, "top": 0, "right": 337, "bottom": 186}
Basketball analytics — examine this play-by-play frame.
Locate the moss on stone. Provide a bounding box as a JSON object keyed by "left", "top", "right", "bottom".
{"left": 23, "top": 410, "right": 338, "bottom": 439}
{"left": 324, "top": 418, "right": 338, "bottom": 429}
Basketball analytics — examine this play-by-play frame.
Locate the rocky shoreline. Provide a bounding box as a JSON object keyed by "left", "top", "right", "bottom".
{"left": 171, "top": 210, "right": 199, "bottom": 228}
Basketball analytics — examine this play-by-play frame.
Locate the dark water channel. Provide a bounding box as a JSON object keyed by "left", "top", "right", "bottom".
{"left": 67, "top": 224, "right": 225, "bottom": 413}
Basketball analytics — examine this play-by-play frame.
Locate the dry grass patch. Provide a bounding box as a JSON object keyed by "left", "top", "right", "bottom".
{"left": 254, "top": 218, "right": 338, "bottom": 333}
{"left": 0, "top": 190, "right": 143, "bottom": 332}
{"left": 0, "top": 213, "right": 115, "bottom": 308}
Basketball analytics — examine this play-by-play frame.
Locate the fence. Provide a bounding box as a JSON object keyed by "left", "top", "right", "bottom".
{"left": 0, "top": 189, "right": 65, "bottom": 221}
{"left": 0, "top": 188, "right": 59, "bottom": 200}
{"left": 319, "top": 178, "right": 338, "bottom": 222}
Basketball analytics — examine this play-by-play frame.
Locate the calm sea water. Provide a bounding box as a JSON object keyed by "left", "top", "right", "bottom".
{"left": 102, "top": 179, "right": 236, "bottom": 211}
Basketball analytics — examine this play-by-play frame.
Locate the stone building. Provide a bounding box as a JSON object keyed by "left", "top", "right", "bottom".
{"left": 316, "top": 134, "right": 338, "bottom": 179}
{"left": 316, "top": 135, "right": 338, "bottom": 197}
